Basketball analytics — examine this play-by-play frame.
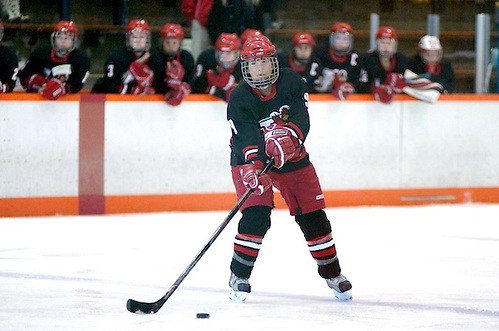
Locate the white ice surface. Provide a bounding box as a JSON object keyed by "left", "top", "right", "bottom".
{"left": 1, "top": 204, "right": 499, "bottom": 330}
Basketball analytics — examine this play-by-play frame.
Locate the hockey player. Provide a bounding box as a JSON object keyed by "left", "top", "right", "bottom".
{"left": 18, "top": 21, "right": 90, "bottom": 100}
{"left": 227, "top": 35, "right": 352, "bottom": 303}
{"left": 408, "top": 35, "right": 454, "bottom": 93}
{"left": 0, "top": 18, "right": 18, "bottom": 93}
{"left": 191, "top": 33, "right": 242, "bottom": 101}
{"left": 278, "top": 32, "right": 323, "bottom": 93}
{"left": 159, "top": 23, "right": 194, "bottom": 106}
{"left": 313, "top": 22, "right": 360, "bottom": 100}
{"left": 358, "top": 26, "right": 411, "bottom": 103}
{"left": 92, "top": 19, "right": 165, "bottom": 95}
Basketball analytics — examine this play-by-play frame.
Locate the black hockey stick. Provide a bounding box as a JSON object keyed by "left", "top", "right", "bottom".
{"left": 126, "top": 160, "right": 274, "bottom": 314}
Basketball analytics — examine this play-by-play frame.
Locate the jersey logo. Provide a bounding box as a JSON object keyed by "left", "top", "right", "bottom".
{"left": 258, "top": 105, "right": 290, "bottom": 132}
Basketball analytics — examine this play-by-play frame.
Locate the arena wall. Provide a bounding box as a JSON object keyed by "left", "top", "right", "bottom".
{"left": 1, "top": 93, "right": 498, "bottom": 217}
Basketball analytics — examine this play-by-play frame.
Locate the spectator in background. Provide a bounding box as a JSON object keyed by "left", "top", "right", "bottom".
{"left": 278, "top": 32, "right": 323, "bottom": 93}
{"left": 92, "top": 19, "right": 165, "bottom": 95}
{"left": 0, "top": 18, "right": 18, "bottom": 93}
{"left": 207, "top": 0, "right": 264, "bottom": 45}
{"left": 159, "top": 23, "right": 195, "bottom": 106}
{"left": 192, "top": 32, "right": 242, "bottom": 101}
{"left": 358, "top": 26, "right": 411, "bottom": 104}
{"left": 181, "top": 0, "right": 213, "bottom": 61}
{"left": 0, "top": 0, "right": 29, "bottom": 22}
{"left": 18, "top": 21, "right": 90, "bottom": 100}
{"left": 313, "top": 22, "right": 360, "bottom": 100}
{"left": 408, "top": 35, "right": 454, "bottom": 93}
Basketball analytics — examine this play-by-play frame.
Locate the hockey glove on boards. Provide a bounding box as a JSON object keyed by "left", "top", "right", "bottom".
{"left": 0, "top": 81, "right": 9, "bottom": 93}
{"left": 166, "top": 59, "right": 185, "bottom": 89}
{"left": 372, "top": 83, "right": 395, "bottom": 104}
{"left": 206, "top": 66, "right": 236, "bottom": 91}
{"left": 41, "top": 78, "right": 67, "bottom": 100}
{"left": 331, "top": 82, "right": 355, "bottom": 100}
{"left": 165, "top": 82, "right": 191, "bottom": 106}
{"left": 384, "top": 72, "right": 408, "bottom": 93}
{"left": 25, "top": 74, "right": 47, "bottom": 92}
{"left": 264, "top": 127, "right": 297, "bottom": 169}
{"left": 240, "top": 162, "right": 272, "bottom": 196}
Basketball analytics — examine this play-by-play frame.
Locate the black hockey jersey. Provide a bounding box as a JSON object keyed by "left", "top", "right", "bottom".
{"left": 92, "top": 46, "right": 165, "bottom": 94}
{"left": 18, "top": 44, "right": 90, "bottom": 93}
{"left": 277, "top": 52, "right": 323, "bottom": 93}
{"left": 313, "top": 43, "right": 363, "bottom": 92}
{"left": 358, "top": 51, "right": 411, "bottom": 93}
{"left": 0, "top": 44, "right": 18, "bottom": 92}
{"left": 407, "top": 56, "right": 455, "bottom": 93}
{"left": 192, "top": 48, "right": 243, "bottom": 101}
{"left": 227, "top": 68, "right": 310, "bottom": 173}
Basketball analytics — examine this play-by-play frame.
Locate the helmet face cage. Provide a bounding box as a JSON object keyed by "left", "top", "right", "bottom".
{"left": 215, "top": 33, "right": 241, "bottom": 69}
{"left": 376, "top": 38, "right": 397, "bottom": 58}
{"left": 127, "top": 29, "right": 151, "bottom": 53}
{"left": 329, "top": 32, "right": 353, "bottom": 56}
{"left": 241, "top": 56, "right": 279, "bottom": 90}
{"left": 418, "top": 35, "right": 443, "bottom": 64}
{"left": 51, "top": 22, "right": 78, "bottom": 57}
{"left": 216, "top": 50, "right": 241, "bottom": 69}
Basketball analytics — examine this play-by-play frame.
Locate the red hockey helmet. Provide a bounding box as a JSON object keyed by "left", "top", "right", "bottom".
{"left": 126, "top": 19, "right": 151, "bottom": 53}
{"left": 329, "top": 22, "right": 354, "bottom": 57}
{"left": 215, "top": 33, "right": 241, "bottom": 69}
{"left": 160, "top": 23, "right": 185, "bottom": 40}
{"left": 240, "top": 29, "right": 262, "bottom": 45}
{"left": 51, "top": 21, "right": 79, "bottom": 57}
{"left": 376, "top": 26, "right": 397, "bottom": 40}
{"left": 376, "top": 26, "right": 398, "bottom": 58}
{"left": 240, "top": 35, "right": 279, "bottom": 89}
{"left": 292, "top": 32, "right": 315, "bottom": 47}
{"left": 331, "top": 22, "right": 353, "bottom": 34}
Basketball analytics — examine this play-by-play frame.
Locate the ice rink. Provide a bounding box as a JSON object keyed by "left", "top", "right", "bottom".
{"left": 1, "top": 204, "right": 498, "bottom": 330}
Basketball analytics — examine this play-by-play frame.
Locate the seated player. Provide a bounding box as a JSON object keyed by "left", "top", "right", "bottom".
{"left": 0, "top": 18, "right": 18, "bottom": 93}
{"left": 313, "top": 22, "right": 360, "bottom": 100}
{"left": 159, "top": 23, "right": 195, "bottom": 106}
{"left": 278, "top": 32, "right": 323, "bottom": 93}
{"left": 191, "top": 33, "right": 242, "bottom": 102}
{"left": 358, "top": 26, "right": 411, "bottom": 103}
{"left": 92, "top": 19, "right": 164, "bottom": 95}
{"left": 18, "top": 21, "right": 90, "bottom": 100}
{"left": 408, "top": 35, "right": 454, "bottom": 93}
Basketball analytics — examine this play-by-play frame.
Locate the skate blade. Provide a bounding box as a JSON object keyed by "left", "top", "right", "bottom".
{"left": 229, "top": 289, "right": 248, "bottom": 303}
{"left": 334, "top": 289, "right": 352, "bottom": 301}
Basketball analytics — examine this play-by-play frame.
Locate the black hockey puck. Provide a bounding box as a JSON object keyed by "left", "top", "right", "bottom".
{"left": 196, "top": 313, "right": 210, "bottom": 319}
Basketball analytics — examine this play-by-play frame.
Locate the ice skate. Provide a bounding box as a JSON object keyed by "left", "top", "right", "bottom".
{"left": 326, "top": 274, "right": 352, "bottom": 301}
{"left": 229, "top": 272, "right": 251, "bottom": 303}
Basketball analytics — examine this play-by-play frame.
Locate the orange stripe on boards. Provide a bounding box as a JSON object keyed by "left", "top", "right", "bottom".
{"left": 0, "top": 197, "right": 78, "bottom": 217}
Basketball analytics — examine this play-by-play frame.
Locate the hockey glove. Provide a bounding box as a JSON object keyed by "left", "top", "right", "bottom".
{"left": 0, "top": 81, "right": 8, "bottom": 93}
{"left": 240, "top": 162, "right": 272, "bottom": 196}
{"left": 166, "top": 60, "right": 185, "bottom": 89}
{"left": 384, "top": 72, "right": 407, "bottom": 93}
{"left": 130, "top": 85, "right": 156, "bottom": 95}
{"left": 129, "top": 61, "right": 154, "bottom": 89}
{"left": 264, "top": 128, "right": 297, "bottom": 169}
{"left": 206, "top": 68, "right": 236, "bottom": 91}
{"left": 41, "top": 78, "right": 67, "bottom": 100}
{"left": 165, "top": 82, "right": 191, "bottom": 106}
{"left": 25, "top": 74, "right": 47, "bottom": 92}
{"left": 372, "top": 83, "right": 395, "bottom": 104}
{"left": 331, "top": 82, "right": 355, "bottom": 100}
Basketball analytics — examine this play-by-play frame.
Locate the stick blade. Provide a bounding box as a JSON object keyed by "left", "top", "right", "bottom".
{"left": 127, "top": 298, "right": 162, "bottom": 314}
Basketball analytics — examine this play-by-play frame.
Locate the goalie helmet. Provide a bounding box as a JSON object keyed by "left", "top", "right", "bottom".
{"left": 0, "top": 19, "right": 3, "bottom": 41}
{"left": 291, "top": 32, "right": 315, "bottom": 64}
{"left": 215, "top": 33, "right": 241, "bottom": 69}
{"left": 126, "top": 19, "right": 151, "bottom": 53}
{"left": 240, "top": 35, "right": 279, "bottom": 90}
{"left": 376, "top": 26, "right": 398, "bottom": 58}
{"left": 51, "top": 21, "right": 79, "bottom": 58}
{"left": 418, "top": 35, "right": 443, "bottom": 64}
{"left": 160, "top": 23, "right": 184, "bottom": 57}
{"left": 329, "top": 22, "right": 354, "bottom": 57}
